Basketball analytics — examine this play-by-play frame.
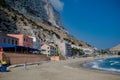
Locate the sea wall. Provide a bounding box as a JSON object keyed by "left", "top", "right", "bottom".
{"left": 4, "top": 52, "right": 49, "bottom": 64}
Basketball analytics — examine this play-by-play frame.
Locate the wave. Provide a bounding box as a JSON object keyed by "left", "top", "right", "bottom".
{"left": 84, "top": 57, "right": 120, "bottom": 73}
{"left": 110, "top": 61, "right": 120, "bottom": 65}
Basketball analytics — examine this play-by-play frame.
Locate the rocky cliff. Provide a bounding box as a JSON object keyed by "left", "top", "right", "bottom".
{"left": 0, "top": 0, "right": 90, "bottom": 48}
{"left": 4, "top": 0, "right": 63, "bottom": 28}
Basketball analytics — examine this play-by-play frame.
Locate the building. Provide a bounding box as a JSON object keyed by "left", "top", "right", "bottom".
{"left": 31, "top": 37, "right": 41, "bottom": 50}
{"left": 55, "top": 40, "right": 72, "bottom": 57}
{"left": 71, "top": 44, "right": 82, "bottom": 49}
{"left": 7, "top": 34, "right": 33, "bottom": 48}
{"left": 71, "top": 44, "right": 95, "bottom": 55}
{"left": 0, "top": 31, "right": 18, "bottom": 46}
{"left": 0, "top": 31, "right": 40, "bottom": 53}
{"left": 41, "top": 43, "right": 57, "bottom": 56}
{"left": 82, "top": 48, "right": 94, "bottom": 55}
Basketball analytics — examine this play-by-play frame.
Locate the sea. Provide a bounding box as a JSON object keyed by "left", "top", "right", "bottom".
{"left": 84, "top": 57, "right": 120, "bottom": 73}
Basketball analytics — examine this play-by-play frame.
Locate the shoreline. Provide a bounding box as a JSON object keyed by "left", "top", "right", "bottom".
{"left": 68, "top": 55, "right": 120, "bottom": 75}
{"left": 0, "top": 55, "right": 120, "bottom": 80}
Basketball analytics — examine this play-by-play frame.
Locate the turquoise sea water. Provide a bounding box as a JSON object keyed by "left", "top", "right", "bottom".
{"left": 84, "top": 57, "right": 120, "bottom": 73}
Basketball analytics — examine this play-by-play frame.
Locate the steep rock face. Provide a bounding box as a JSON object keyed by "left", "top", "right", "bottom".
{"left": 0, "top": 0, "right": 90, "bottom": 49}
{"left": 0, "top": 3, "right": 50, "bottom": 43}
{"left": 4, "top": 0, "right": 63, "bottom": 28}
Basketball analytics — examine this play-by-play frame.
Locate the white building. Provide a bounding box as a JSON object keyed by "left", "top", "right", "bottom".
{"left": 71, "top": 44, "right": 95, "bottom": 55}
{"left": 31, "top": 37, "right": 41, "bottom": 50}
{"left": 41, "top": 43, "right": 57, "bottom": 56}
{"left": 82, "top": 48, "right": 94, "bottom": 55}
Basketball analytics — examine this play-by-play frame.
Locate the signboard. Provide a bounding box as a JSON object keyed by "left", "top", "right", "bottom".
{"left": 0, "top": 46, "right": 3, "bottom": 62}
{"left": 0, "top": 46, "right": 3, "bottom": 51}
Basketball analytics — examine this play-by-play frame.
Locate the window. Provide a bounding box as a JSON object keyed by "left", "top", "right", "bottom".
{"left": 26, "top": 38, "right": 27, "bottom": 42}
{"left": 8, "top": 39, "right": 10, "bottom": 44}
{"left": 3, "top": 38, "right": 6, "bottom": 43}
{"left": 24, "top": 38, "right": 26, "bottom": 42}
{"left": 48, "top": 47, "right": 49, "bottom": 49}
{"left": 15, "top": 40, "right": 18, "bottom": 45}
{"left": 12, "top": 39, "right": 14, "bottom": 44}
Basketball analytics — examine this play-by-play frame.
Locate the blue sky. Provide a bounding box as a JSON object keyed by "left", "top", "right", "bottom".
{"left": 56, "top": 0, "right": 120, "bottom": 49}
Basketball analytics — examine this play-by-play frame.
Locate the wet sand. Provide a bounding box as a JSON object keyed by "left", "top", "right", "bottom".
{"left": 0, "top": 55, "right": 120, "bottom": 80}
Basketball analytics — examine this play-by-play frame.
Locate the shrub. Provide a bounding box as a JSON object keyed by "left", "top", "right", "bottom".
{"left": 71, "top": 48, "right": 84, "bottom": 56}
{"left": 79, "top": 43, "right": 83, "bottom": 46}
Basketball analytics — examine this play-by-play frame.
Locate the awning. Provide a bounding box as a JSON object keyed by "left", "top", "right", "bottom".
{"left": 0, "top": 44, "right": 16, "bottom": 48}
{"left": 0, "top": 44, "right": 40, "bottom": 52}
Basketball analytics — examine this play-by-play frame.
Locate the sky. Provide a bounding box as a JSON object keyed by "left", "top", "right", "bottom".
{"left": 51, "top": 0, "right": 120, "bottom": 49}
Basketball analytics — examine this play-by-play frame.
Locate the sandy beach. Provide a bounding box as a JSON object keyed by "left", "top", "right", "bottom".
{"left": 0, "top": 55, "right": 120, "bottom": 80}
